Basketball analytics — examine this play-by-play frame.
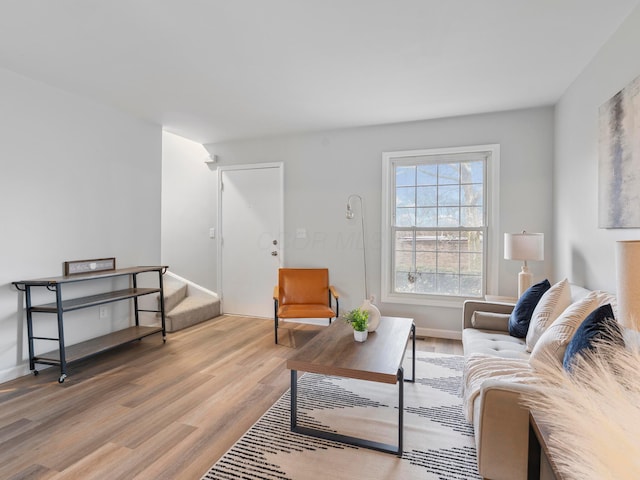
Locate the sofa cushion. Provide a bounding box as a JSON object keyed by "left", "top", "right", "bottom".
{"left": 563, "top": 303, "right": 624, "bottom": 371}
{"left": 529, "top": 291, "right": 604, "bottom": 368}
{"left": 569, "top": 284, "right": 592, "bottom": 303}
{"left": 508, "top": 279, "right": 551, "bottom": 338}
{"left": 526, "top": 278, "right": 572, "bottom": 352}
{"left": 463, "top": 328, "right": 529, "bottom": 359}
{"left": 471, "top": 311, "right": 511, "bottom": 330}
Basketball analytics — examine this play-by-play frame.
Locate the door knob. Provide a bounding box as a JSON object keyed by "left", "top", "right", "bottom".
{"left": 273, "top": 240, "right": 278, "bottom": 245}
{"left": 271, "top": 251, "right": 278, "bottom": 256}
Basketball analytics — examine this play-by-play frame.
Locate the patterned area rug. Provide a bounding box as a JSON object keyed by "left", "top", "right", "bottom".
{"left": 201, "top": 352, "right": 480, "bottom": 480}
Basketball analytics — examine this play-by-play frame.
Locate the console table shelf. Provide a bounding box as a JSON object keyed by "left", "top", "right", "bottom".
{"left": 31, "top": 288, "right": 161, "bottom": 313}
{"left": 35, "top": 326, "right": 163, "bottom": 364}
{"left": 13, "top": 266, "right": 168, "bottom": 383}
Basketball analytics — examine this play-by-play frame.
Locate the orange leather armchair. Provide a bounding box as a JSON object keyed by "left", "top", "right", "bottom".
{"left": 273, "top": 268, "right": 340, "bottom": 344}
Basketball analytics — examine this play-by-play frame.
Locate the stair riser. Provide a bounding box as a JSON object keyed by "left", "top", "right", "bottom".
{"left": 163, "top": 283, "right": 188, "bottom": 313}
{"left": 166, "top": 301, "right": 220, "bottom": 333}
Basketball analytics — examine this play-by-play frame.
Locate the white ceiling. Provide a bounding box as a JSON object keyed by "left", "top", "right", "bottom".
{"left": 1, "top": 1, "right": 638, "bottom": 144}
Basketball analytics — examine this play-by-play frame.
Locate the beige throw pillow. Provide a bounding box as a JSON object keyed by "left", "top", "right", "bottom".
{"left": 526, "top": 278, "right": 571, "bottom": 352}
{"left": 529, "top": 291, "right": 601, "bottom": 368}
{"left": 471, "top": 311, "right": 511, "bottom": 330}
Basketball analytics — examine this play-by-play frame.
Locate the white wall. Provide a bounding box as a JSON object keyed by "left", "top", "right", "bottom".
{"left": 0, "top": 68, "right": 161, "bottom": 382}
{"left": 200, "top": 106, "right": 554, "bottom": 336}
{"left": 161, "top": 131, "right": 217, "bottom": 288}
{"left": 554, "top": 5, "right": 640, "bottom": 292}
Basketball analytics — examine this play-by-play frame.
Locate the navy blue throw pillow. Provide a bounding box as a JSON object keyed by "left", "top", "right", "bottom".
{"left": 563, "top": 303, "right": 624, "bottom": 371}
{"left": 508, "top": 279, "right": 550, "bottom": 338}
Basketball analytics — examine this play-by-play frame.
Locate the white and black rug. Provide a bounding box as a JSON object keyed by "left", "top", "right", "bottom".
{"left": 201, "top": 352, "right": 480, "bottom": 480}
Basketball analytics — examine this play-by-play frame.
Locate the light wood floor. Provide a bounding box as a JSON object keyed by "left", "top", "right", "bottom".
{"left": 0, "top": 316, "right": 462, "bottom": 480}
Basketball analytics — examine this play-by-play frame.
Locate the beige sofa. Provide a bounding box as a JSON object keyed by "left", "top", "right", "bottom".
{"left": 461, "top": 285, "right": 591, "bottom": 480}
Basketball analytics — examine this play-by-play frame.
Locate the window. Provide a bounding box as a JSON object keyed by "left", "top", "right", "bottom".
{"left": 381, "top": 145, "right": 500, "bottom": 307}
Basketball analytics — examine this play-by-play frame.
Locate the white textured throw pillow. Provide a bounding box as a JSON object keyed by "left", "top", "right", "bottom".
{"left": 526, "top": 278, "right": 572, "bottom": 352}
{"left": 529, "top": 291, "right": 602, "bottom": 368}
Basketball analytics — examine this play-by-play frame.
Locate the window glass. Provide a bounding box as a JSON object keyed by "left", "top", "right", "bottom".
{"left": 385, "top": 148, "right": 493, "bottom": 301}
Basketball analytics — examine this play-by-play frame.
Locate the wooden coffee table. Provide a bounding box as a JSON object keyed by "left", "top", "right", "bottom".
{"left": 286, "top": 316, "right": 415, "bottom": 456}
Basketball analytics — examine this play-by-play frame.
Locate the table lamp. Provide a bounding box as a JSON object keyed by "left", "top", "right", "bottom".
{"left": 504, "top": 231, "right": 544, "bottom": 297}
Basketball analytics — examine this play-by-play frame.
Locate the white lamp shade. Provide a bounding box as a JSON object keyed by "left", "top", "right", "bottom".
{"left": 504, "top": 233, "right": 544, "bottom": 261}
{"left": 615, "top": 240, "right": 640, "bottom": 330}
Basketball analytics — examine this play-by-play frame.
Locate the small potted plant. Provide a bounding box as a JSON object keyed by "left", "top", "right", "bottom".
{"left": 343, "top": 307, "right": 370, "bottom": 342}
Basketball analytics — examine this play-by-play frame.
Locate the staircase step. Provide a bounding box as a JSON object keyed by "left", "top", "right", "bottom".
{"left": 162, "top": 279, "right": 188, "bottom": 313}
{"left": 166, "top": 295, "right": 220, "bottom": 332}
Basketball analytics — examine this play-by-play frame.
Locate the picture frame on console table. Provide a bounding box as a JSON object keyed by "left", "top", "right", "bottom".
{"left": 64, "top": 257, "right": 116, "bottom": 276}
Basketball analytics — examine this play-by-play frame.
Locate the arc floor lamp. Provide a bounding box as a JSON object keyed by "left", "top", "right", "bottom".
{"left": 346, "top": 194, "right": 368, "bottom": 300}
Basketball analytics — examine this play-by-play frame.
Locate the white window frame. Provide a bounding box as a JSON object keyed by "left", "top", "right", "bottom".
{"left": 381, "top": 144, "right": 500, "bottom": 308}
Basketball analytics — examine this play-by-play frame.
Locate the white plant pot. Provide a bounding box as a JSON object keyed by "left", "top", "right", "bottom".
{"left": 360, "top": 297, "right": 381, "bottom": 332}
{"left": 353, "top": 330, "right": 368, "bottom": 342}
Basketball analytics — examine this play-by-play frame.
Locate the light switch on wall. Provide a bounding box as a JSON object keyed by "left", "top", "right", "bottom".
{"left": 296, "top": 228, "right": 307, "bottom": 239}
{"left": 209, "top": 228, "right": 216, "bottom": 239}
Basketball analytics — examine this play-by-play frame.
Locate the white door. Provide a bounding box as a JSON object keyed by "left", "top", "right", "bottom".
{"left": 219, "top": 164, "right": 283, "bottom": 317}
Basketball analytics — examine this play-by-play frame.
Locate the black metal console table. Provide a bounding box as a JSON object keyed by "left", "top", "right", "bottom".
{"left": 528, "top": 410, "right": 562, "bottom": 480}
{"left": 13, "top": 266, "right": 168, "bottom": 383}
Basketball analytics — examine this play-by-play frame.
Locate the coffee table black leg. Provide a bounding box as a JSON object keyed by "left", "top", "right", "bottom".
{"left": 398, "top": 366, "right": 404, "bottom": 457}
{"left": 291, "top": 370, "right": 298, "bottom": 430}
{"left": 290, "top": 370, "right": 402, "bottom": 455}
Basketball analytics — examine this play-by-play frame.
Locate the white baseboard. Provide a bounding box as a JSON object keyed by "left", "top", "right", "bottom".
{"left": 165, "top": 271, "right": 219, "bottom": 299}
{"left": 0, "top": 363, "right": 39, "bottom": 384}
{"left": 415, "top": 327, "right": 462, "bottom": 341}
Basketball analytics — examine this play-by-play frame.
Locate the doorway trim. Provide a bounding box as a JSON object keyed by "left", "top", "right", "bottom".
{"left": 216, "top": 162, "right": 284, "bottom": 315}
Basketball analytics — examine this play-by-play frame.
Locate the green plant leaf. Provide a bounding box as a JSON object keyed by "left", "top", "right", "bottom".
{"left": 343, "top": 307, "right": 369, "bottom": 332}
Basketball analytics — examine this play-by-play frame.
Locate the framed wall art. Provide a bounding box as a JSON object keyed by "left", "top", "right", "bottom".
{"left": 598, "top": 73, "right": 640, "bottom": 228}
